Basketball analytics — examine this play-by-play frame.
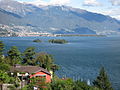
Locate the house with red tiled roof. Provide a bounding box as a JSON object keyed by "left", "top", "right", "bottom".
{"left": 10, "top": 64, "right": 52, "bottom": 85}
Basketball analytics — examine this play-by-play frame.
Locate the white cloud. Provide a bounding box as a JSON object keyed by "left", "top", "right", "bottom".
{"left": 109, "top": 0, "right": 120, "bottom": 6}
{"left": 102, "top": 8, "right": 120, "bottom": 20}
{"left": 112, "top": 15, "right": 120, "bottom": 20}
{"left": 21, "top": 0, "right": 70, "bottom": 6}
{"left": 103, "top": 8, "right": 120, "bottom": 16}
{"left": 83, "top": 0, "right": 101, "bottom": 6}
{"left": 22, "top": 0, "right": 48, "bottom": 6}
{"left": 49, "top": 0, "right": 70, "bottom": 5}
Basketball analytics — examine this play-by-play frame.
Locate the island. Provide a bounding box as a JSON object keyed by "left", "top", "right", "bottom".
{"left": 33, "top": 39, "right": 42, "bottom": 43}
{"left": 48, "top": 39, "right": 68, "bottom": 44}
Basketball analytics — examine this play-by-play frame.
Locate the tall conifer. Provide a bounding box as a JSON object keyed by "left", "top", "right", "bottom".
{"left": 93, "top": 67, "right": 113, "bottom": 90}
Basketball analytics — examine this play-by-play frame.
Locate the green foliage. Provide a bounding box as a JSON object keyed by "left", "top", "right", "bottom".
{"left": 93, "top": 67, "right": 113, "bottom": 90}
{"left": 25, "top": 78, "right": 100, "bottom": 90}
{"left": 7, "top": 46, "right": 22, "bottom": 65}
{"left": 27, "top": 77, "right": 48, "bottom": 90}
{"left": 21, "top": 85, "right": 29, "bottom": 90}
{"left": 8, "top": 71, "right": 20, "bottom": 88}
{"left": 49, "top": 39, "right": 68, "bottom": 44}
{"left": 35, "top": 53, "right": 54, "bottom": 71}
{"left": 50, "top": 78, "right": 74, "bottom": 90}
{"left": 0, "top": 70, "right": 15, "bottom": 84}
{"left": 0, "top": 63, "right": 10, "bottom": 72}
{"left": 0, "top": 41, "right": 4, "bottom": 58}
{"left": 0, "top": 43, "right": 17, "bottom": 85}
{"left": 7, "top": 85, "right": 16, "bottom": 90}
{"left": 73, "top": 80, "right": 99, "bottom": 90}
{"left": 23, "top": 47, "right": 36, "bottom": 65}
{"left": 35, "top": 53, "right": 59, "bottom": 73}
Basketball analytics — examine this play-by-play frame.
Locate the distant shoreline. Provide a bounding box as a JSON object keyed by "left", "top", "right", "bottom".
{"left": 0, "top": 34, "right": 106, "bottom": 37}
{"left": 54, "top": 34, "right": 106, "bottom": 37}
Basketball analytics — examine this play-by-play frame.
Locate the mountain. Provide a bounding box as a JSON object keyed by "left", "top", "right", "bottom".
{"left": 0, "top": 0, "right": 120, "bottom": 35}
{"left": 0, "top": 0, "right": 37, "bottom": 17}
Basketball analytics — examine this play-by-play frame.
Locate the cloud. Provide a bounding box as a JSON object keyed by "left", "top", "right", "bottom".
{"left": 21, "top": 0, "right": 70, "bottom": 6}
{"left": 49, "top": 0, "right": 70, "bottom": 5}
{"left": 28, "top": 0, "right": 48, "bottom": 6}
{"left": 113, "top": 15, "right": 120, "bottom": 20}
{"left": 103, "top": 8, "right": 120, "bottom": 16}
{"left": 102, "top": 8, "right": 120, "bottom": 20}
{"left": 83, "top": 0, "right": 101, "bottom": 6}
{"left": 109, "top": 0, "right": 120, "bottom": 6}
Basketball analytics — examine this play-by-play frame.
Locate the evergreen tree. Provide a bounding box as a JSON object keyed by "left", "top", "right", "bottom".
{"left": 23, "top": 47, "right": 36, "bottom": 65}
{"left": 7, "top": 46, "right": 22, "bottom": 65}
{"left": 0, "top": 41, "right": 4, "bottom": 56}
{"left": 93, "top": 67, "right": 113, "bottom": 90}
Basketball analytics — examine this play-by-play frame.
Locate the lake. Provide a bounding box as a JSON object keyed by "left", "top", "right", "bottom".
{"left": 0, "top": 36, "right": 120, "bottom": 90}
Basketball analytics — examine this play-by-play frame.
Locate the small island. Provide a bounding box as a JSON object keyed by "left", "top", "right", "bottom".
{"left": 33, "top": 39, "right": 42, "bottom": 43}
{"left": 48, "top": 39, "right": 68, "bottom": 44}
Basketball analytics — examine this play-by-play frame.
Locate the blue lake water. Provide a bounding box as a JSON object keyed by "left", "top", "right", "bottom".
{"left": 0, "top": 36, "right": 120, "bottom": 90}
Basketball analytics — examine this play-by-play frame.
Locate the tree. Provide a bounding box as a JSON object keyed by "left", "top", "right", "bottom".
{"left": 0, "top": 63, "right": 10, "bottom": 72}
{"left": 0, "top": 41, "right": 4, "bottom": 63}
{"left": 7, "top": 46, "right": 22, "bottom": 65}
{"left": 27, "top": 77, "right": 47, "bottom": 90}
{"left": 0, "top": 41, "right": 4, "bottom": 56}
{"left": 23, "top": 47, "right": 36, "bottom": 65}
{"left": 0, "top": 70, "right": 14, "bottom": 84}
{"left": 50, "top": 78, "right": 74, "bottom": 90}
{"left": 93, "top": 67, "right": 113, "bottom": 90}
{"left": 73, "top": 80, "right": 99, "bottom": 90}
{"left": 35, "top": 53, "right": 54, "bottom": 71}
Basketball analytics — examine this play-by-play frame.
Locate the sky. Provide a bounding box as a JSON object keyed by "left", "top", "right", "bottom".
{"left": 16, "top": 0, "right": 120, "bottom": 20}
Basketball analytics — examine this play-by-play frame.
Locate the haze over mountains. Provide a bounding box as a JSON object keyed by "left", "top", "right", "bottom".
{"left": 0, "top": 0, "right": 120, "bottom": 36}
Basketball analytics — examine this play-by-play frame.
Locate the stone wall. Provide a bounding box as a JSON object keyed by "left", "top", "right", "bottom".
{"left": 0, "top": 84, "right": 13, "bottom": 90}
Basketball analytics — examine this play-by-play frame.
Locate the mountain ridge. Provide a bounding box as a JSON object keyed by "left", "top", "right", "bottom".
{"left": 0, "top": 0, "right": 120, "bottom": 36}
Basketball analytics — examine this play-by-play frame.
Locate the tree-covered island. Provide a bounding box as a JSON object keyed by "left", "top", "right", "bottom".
{"left": 49, "top": 39, "right": 68, "bottom": 44}
{"left": 33, "top": 39, "right": 42, "bottom": 43}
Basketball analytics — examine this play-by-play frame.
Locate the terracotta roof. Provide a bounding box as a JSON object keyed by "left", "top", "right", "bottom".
{"left": 10, "top": 65, "right": 51, "bottom": 75}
